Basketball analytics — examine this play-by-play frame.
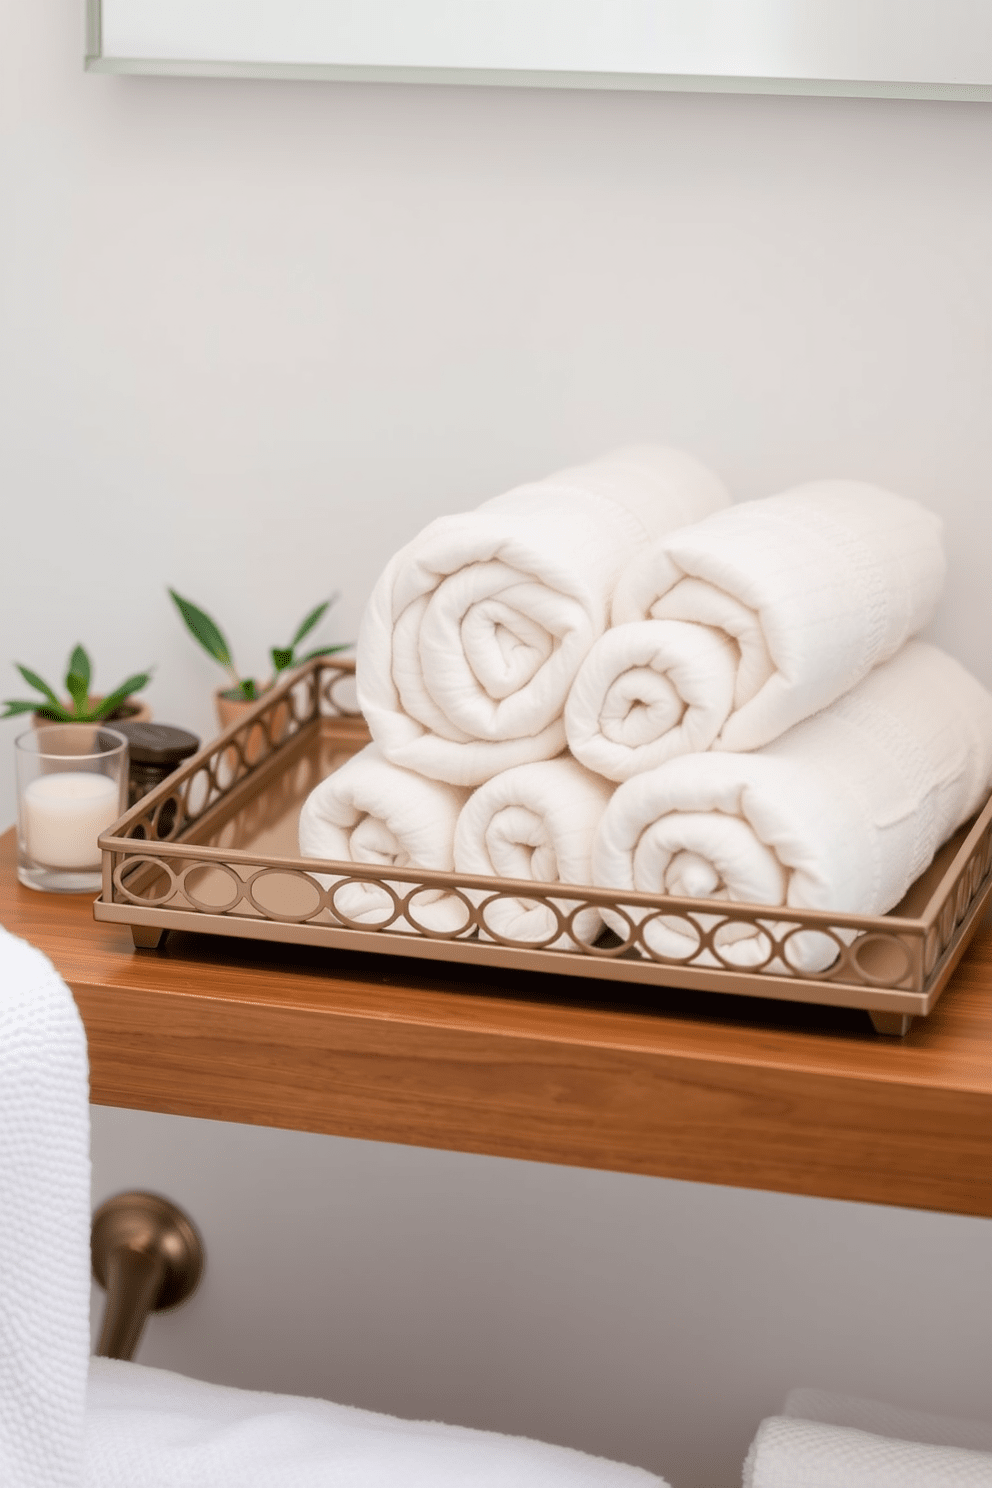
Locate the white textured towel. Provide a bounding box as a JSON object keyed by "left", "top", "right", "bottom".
{"left": 782, "top": 1389, "right": 992, "bottom": 1452}
{"left": 566, "top": 619, "right": 740, "bottom": 781}
{"left": 358, "top": 445, "right": 729, "bottom": 787}
{"left": 86, "top": 1357, "right": 667, "bottom": 1487}
{"left": 744, "top": 1416, "right": 992, "bottom": 1487}
{"left": 592, "top": 642, "right": 992, "bottom": 971}
{"left": 298, "top": 744, "right": 470, "bottom": 933}
{"left": 606, "top": 480, "right": 944, "bottom": 762}
{"left": 455, "top": 758, "right": 614, "bottom": 947}
{"left": 0, "top": 925, "right": 91, "bottom": 1488}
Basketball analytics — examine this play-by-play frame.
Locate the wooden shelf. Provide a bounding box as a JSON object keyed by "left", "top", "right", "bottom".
{"left": 3, "top": 827, "right": 991, "bottom": 1216}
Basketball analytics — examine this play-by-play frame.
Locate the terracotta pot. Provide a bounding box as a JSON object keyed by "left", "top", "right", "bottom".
{"left": 27, "top": 699, "right": 152, "bottom": 760}
{"left": 214, "top": 689, "right": 290, "bottom": 767}
{"left": 214, "top": 691, "right": 260, "bottom": 732}
{"left": 32, "top": 697, "right": 152, "bottom": 731}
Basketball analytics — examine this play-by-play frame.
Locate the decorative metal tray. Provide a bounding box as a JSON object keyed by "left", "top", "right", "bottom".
{"left": 95, "top": 658, "right": 992, "bottom": 1036}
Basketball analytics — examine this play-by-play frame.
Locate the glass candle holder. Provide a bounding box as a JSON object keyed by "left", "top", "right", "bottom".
{"left": 15, "top": 726, "right": 128, "bottom": 893}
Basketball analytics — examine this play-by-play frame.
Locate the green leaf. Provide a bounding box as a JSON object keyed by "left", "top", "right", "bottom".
{"left": 270, "top": 646, "right": 294, "bottom": 674}
{"left": 68, "top": 645, "right": 91, "bottom": 691}
{"left": 297, "top": 644, "right": 352, "bottom": 663}
{"left": 16, "top": 665, "right": 62, "bottom": 710}
{"left": 220, "top": 678, "right": 258, "bottom": 703}
{"left": 1, "top": 699, "right": 44, "bottom": 718}
{"left": 290, "top": 596, "right": 336, "bottom": 648}
{"left": 32, "top": 702, "right": 76, "bottom": 723}
{"left": 65, "top": 645, "right": 91, "bottom": 716}
{"left": 90, "top": 672, "right": 153, "bottom": 720}
{"left": 169, "top": 589, "right": 232, "bottom": 667}
{"left": 65, "top": 676, "right": 88, "bottom": 715}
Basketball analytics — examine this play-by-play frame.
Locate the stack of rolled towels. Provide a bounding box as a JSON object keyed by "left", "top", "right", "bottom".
{"left": 299, "top": 445, "right": 992, "bottom": 968}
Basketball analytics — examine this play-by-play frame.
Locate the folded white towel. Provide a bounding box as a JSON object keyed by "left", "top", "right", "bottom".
{"left": 298, "top": 745, "right": 470, "bottom": 934}
{"left": 454, "top": 758, "right": 614, "bottom": 948}
{"left": 744, "top": 1416, "right": 992, "bottom": 1488}
{"left": 358, "top": 446, "right": 730, "bottom": 787}
{"left": 86, "top": 1357, "right": 667, "bottom": 1487}
{"left": 0, "top": 925, "right": 91, "bottom": 1488}
{"left": 782, "top": 1389, "right": 992, "bottom": 1452}
{"left": 592, "top": 642, "right": 992, "bottom": 972}
{"left": 608, "top": 480, "right": 944, "bottom": 760}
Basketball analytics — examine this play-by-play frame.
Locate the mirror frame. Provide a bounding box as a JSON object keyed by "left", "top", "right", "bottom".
{"left": 84, "top": 0, "right": 992, "bottom": 102}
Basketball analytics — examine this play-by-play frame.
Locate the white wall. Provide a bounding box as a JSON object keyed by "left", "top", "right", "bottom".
{"left": 4, "top": 0, "right": 992, "bottom": 795}
{"left": 4, "top": 4, "right": 992, "bottom": 1486}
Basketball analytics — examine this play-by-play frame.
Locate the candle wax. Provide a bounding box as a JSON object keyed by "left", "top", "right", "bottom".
{"left": 22, "top": 772, "right": 122, "bottom": 869}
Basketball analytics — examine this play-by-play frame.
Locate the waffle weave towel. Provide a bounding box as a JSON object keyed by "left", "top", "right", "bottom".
{"left": 0, "top": 926, "right": 91, "bottom": 1488}
{"left": 745, "top": 1414, "right": 992, "bottom": 1487}
{"left": 782, "top": 1388, "right": 992, "bottom": 1451}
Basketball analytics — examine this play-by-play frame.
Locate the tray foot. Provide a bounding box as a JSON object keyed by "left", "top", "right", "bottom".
{"left": 869, "top": 1011, "right": 914, "bottom": 1037}
{"left": 131, "top": 926, "right": 166, "bottom": 951}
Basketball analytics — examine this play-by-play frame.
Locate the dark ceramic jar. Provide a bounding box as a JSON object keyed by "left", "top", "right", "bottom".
{"left": 113, "top": 722, "right": 200, "bottom": 807}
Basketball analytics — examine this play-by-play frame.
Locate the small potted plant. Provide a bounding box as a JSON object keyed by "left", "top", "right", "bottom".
{"left": 169, "top": 590, "right": 349, "bottom": 731}
{"left": 2, "top": 646, "right": 153, "bottom": 727}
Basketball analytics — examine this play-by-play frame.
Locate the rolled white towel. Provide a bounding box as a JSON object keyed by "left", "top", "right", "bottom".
{"left": 454, "top": 758, "right": 614, "bottom": 948}
{"left": 298, "top": 745, "right": 470, "bottom": 934}
{"left": 592, "top": 642, "right": 992, "bottom": 973}
{"left": 744, "top": 1416, "right": 992, "bottom": 1488}
{"left": 358, "top": 445, "right": 729, "bottom": 787}
{"left": 605, "top": 480, "right": 944, "bottom": 762}
{"left": 566, "top": 620, "right": 740, "bottom": 782}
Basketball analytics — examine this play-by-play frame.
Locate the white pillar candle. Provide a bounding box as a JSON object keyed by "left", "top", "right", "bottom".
{"left": 22, "top": 772, "right": 122, "bottom": 869}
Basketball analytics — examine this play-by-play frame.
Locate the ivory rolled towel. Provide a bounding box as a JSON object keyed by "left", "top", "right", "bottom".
{"left": 602, "top": 480, "right": 944, "bottom": 763}
{"left": 298, "top": 745, "right": 470, "bottom": 934}
{"left": 454, "top": 757, "right": 614, "bottom": 948}
{"left": 744, "top": 1416, "right": 992, "bottom": 1488}
{"left": 592, "top": 642, "right": 992, "bottom": 972}
{"left": 565, "top": 619, "right": 741, "bottom": 782}
{"left": 357, "top": 445, "right": 730, "bottom": 787}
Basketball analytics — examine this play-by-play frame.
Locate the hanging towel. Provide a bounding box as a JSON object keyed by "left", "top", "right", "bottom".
{"left": 454, "top": 758, "right": 614, "bottom": 948}
{"left": 592, "top": 642, "right": 992, "bottom": 972}
{"left": 744, "top": 1415, "right": 992, "bottom": 1488}
{"left": 605, "top": 480, "right": 944, "bottom": 761}
{"left": 357, "top": 446, "right": 730, "bottom": 787}
{"left": 299, "top": 744, "right": 470, "bottom": 934}
{"left": 86, "top": 1355, "right": 669, "bottom": 1488}
{"left": 0, "top": 925, "right": 91, "bottom": 1488}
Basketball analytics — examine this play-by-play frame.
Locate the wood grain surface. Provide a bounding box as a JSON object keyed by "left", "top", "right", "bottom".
{"left": 3, "top": 829, "right": 991, "bottom": 1215}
